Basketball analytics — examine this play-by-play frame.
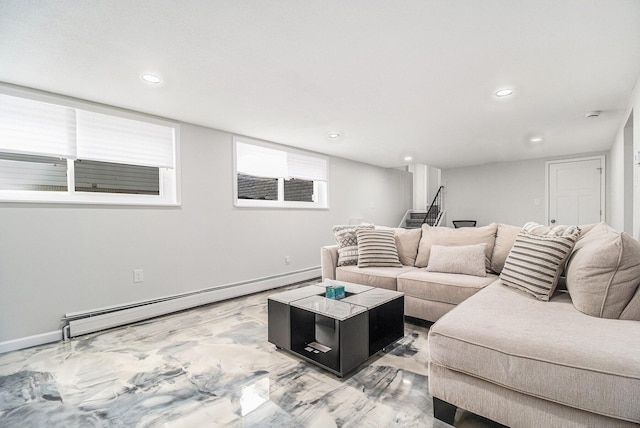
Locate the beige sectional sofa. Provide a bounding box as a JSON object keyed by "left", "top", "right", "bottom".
{"left": 321, "top": 222, "right": 640, "bottom": 427}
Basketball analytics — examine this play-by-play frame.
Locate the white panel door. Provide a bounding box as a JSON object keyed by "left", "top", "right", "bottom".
{"left": 548, "top": 158, "right": 603, "bottom": 226}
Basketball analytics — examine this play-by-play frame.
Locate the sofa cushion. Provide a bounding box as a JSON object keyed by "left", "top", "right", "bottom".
{"left": 415, "top": 223, "right": 497, "bottom": 271}
{"left": 428, "top": 281, "right": 640, "bottom": 424}
{"left": 332, "top": 224, "right": 374, "bottom": 266}
{"left": 490, "top": 223, "right": 521, "bottom": 273}
{"left": 356, "top": 228, "right": 402, "bottom": 268}
{"left": 426, "top": 244, "right": 487, "bottom": 277}
{"left": 577, "top": 222, "right": 598, "bottom": 236}
{"left": 500, "top": 223, "right": 579, "bottom": 301}
{"left": 405, "top": 296, "right": 456, "bottom": 323}
{"left": 397, "top": 270, "right": 498, "bottom": 305}
{"left": 336, "top": 265, "right": 418, "bottom": 290}
{"left": 394, "top": 227, "right": 422, "bottom": 266}
{"left": 566, "top": 222, "right": 640, "bottom": 319}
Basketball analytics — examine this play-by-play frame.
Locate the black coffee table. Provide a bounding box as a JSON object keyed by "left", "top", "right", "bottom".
{"left": 268, "top": 281, "right": 404, "bottom": 377}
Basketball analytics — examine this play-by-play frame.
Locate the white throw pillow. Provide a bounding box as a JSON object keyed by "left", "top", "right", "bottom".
{"left": 426, "top": 244, "right": 487, "bottom": 277}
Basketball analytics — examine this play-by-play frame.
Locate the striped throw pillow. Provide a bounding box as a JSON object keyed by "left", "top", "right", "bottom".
{"left": 333, "top": 224, "right": 374, "bottom": 266}
{"left": 356, "top": 229, "right": 402, "bottom": 268}
{"left": 500, "top": 225, "right": 580, "bottom": 301}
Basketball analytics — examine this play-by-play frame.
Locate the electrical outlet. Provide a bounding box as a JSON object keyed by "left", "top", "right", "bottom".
{"left": 133, "top": 269, "right": 144, "bottom": 283}
{"left": 284, "top": 256, "right": 291, "bottom": 265}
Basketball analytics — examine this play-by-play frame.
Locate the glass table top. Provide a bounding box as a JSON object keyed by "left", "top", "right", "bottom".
{"left": 341, "top": 288, "right": 404, "bottom": 309}
{"left": 290, "top": 295, "right": 367, "bottom": 321}
{"left": 268, "top": 285, "right": 326, "bottom": 304}
{"left": 269, "top": 282, "right": 404, "bottom": 317}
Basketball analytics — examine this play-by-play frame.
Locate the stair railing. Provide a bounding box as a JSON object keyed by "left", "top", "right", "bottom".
{"left": 421, "top": 185, "right": 444, "bottom": 227}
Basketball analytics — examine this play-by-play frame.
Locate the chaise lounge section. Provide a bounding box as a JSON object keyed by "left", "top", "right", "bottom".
{"left": 428, "top": 280, "right": 640, "bottom": 427}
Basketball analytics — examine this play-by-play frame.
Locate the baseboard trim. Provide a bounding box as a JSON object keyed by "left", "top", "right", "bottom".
{"left": 65, "top": 266, "right": 322, "bottom": 338}
{"left": 0, "top": 267, "right": 321, "bottom": 354}
{"left": 0, "top": 330, "right": 62, "bottom": 355}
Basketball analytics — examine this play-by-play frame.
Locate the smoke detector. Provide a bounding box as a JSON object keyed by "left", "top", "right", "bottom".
{"left": 585, "top": 110, "right": 601, "bottom": 119}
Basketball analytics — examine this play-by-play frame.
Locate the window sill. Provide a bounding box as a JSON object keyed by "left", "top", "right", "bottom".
{"left": 234, "top": 199, "right": 329, "bottom": 210}
{"left": 0, "top": 191, "right": 180, "bottom": 207}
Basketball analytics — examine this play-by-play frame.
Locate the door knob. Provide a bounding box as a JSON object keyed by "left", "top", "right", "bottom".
{"left": 550, "top": 219, "right": 556, "bottom": 224}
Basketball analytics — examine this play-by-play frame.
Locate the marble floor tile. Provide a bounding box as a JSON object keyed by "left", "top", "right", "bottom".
{"left": 0, "top": 281, "right": 502, "bottom": 427}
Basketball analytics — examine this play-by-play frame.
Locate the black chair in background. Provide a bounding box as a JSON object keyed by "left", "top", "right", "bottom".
{"left": 453, "top": 220, "right": 477, "bottom": 228}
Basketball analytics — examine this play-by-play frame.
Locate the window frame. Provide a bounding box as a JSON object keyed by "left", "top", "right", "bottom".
{"left": 0, "top": 84, "right": 181, "bottom": 206}
{"left": 232, "top": 136, "right": 329, "bottom": 209}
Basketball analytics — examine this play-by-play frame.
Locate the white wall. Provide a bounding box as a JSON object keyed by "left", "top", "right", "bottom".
{"left": 609, "top": 74, "right": 640, "bottom": 240}
{"left": 407, "top": 164, "right": 441, "bottom": 211}
{"left": 632, "top": 83, "right": 640, "bottom": 240}
{"left": 624, "top": 124, "right": 634, "bottom": 235}
{"left": 441, "top": 158, "right": 546, "bottom": 227}
{"left": 428, "top": 166, "right": 441, "bottom": 203}
{"left": 441, "top": 153, "right": 608, "bottom": 228}
{"left": 608, "top": 129, "right": 625, "bottom": 232}
{"left": 409, "top": 164, "right": 427, "bottom": 211}
{"left": 0, "top": 123, "right": 412, "bottom": 343}
{"left": 608, "top": 117, "right": 634, "bottom": 233}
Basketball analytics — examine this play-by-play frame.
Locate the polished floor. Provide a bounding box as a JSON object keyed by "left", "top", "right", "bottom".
{"left": 0, "top": 281, "right": 500, "bottom": 427}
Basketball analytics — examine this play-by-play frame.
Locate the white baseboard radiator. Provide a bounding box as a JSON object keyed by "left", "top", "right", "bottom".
{"left": 62, "top": 267, "right": 321, "bottom": 339}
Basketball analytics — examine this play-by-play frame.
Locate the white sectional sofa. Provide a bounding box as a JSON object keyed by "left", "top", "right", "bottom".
{"left": 321, "top": 222, "right": 640, "bottom": 427}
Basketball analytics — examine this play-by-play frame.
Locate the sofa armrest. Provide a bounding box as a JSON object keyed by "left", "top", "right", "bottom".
{"left": 321, "top": 245, "right": 339, "bottom": 281}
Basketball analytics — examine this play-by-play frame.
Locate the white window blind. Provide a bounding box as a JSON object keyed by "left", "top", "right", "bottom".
{"left": 0, "top": 93, "right": 76, "bottom": 159}
{"left": 76, "top": 110, "right": 175, "bottom": 169}
{"left": 236, "top": 142, "right": 327, "bottom": 180}
{"left": 236, "top": 142, "right": 287, "bottom": 178}
{"left": 287, "top": 152, "right": 327, "bottom": 181}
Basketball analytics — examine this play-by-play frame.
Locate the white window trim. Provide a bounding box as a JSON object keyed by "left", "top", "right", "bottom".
{"left": 0, "top": 84, "right": 181, "bottom": 206}
{"left": 233, "top": 136, "right": 329, "bottom": 209}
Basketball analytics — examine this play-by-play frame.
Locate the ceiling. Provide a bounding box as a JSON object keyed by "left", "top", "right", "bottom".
{"left": 1, "top": 1, "right": 639, "bottom": 169}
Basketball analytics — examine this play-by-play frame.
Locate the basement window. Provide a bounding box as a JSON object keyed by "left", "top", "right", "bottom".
{"left": 0, "top": 153, "right": 68, "bottom": 192}
{"left": 233, "top": 137, "right": 328, "bottom": 209}
{"left": 0, "top": 86, "right": 180, "bottom": 205}
{"left": 74, "top": 160, "right": 160, "bottom": 195}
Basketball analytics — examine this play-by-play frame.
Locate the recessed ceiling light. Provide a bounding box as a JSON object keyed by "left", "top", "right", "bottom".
{"left": 404, "top": 155, "right": 413, "bottom": 162}
{"left": 327, "top": 132, "right": 341, "bottom": 140}
{"left": 585, "top": 110, "right": 601, "bottom": 118}
{"left": 495, "top": 88, "right": 514, "bottom": 97}
{"left": 530, "top": 136, "right": 544, "bottom": 143}
{"left": 141, "top": 73, "right": 162, "bottom": 84}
